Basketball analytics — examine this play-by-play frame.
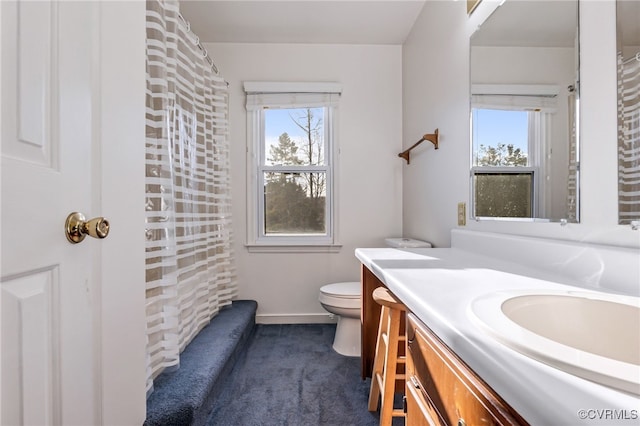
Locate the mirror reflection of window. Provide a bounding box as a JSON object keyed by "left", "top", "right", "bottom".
{"left": 472, "top": 108, "right": 533, "bottom": 218}
{"left": 471, "top": 85, "right": 560, "bottom": 219}
{"left": 469, "top": 0, "right": 579, "bottom": 222}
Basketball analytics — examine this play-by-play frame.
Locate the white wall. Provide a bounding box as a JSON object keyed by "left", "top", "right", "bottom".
{"left": 203, "top": 43, "right": 403, "bottom": 322}
{"left": 402, "top": 0, "right": 470, "bottom": 247}
{"left": 402, "top": 0, "right": 640, "bottom": 249}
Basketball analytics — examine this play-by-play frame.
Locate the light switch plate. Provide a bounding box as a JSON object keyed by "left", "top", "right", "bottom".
{"left": 457, "top": 202, "right": 466, "bottom": 226}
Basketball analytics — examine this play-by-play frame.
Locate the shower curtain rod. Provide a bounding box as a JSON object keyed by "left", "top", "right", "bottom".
{"left": 623, "top": 51, "right": 640, "bottom": 65}
{"left": 178, "top": 12, "right": 222, "bottom": 77}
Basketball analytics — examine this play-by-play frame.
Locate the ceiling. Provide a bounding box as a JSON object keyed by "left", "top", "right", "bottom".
{"left": 178, "top": 0, "right": 427, "bottom": 45}
{"left": 471, "top": 0, "right": 578, "bottom": 48}
{"left": 179, "top": 1, "right": 638, "bottom": 51}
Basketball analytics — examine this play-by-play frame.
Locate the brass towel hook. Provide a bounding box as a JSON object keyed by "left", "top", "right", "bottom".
{"left": 398, "top": 129, "right": 439, "bottom": 164}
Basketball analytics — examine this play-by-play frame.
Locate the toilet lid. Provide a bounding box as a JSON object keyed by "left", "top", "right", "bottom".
{"left": 321, "top": 282, "right": 361, "bottom": 299}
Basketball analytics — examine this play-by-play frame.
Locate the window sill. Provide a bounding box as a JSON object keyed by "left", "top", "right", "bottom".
{"left": 245, "top": 243, "right": 343, "bottom": 253}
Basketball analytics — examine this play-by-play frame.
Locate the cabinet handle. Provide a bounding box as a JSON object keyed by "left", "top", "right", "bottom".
{"left": 458, "top": 418, "right": 466, "bottom": 426}
{"left": 410, "top": 376, "right": 421, "bottom": 389}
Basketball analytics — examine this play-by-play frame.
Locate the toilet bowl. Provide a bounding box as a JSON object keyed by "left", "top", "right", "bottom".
{"left": 319, "top": 281, "right": 362, "bottom": 356}
{"left": 319, "top": 237, "right": 431, "bottom": 357}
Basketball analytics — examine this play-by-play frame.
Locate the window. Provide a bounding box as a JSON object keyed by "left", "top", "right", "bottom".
{"left": 245, "top": 82, "right": 341, "bottom": 250}
{"left": 471, "top": 108, "right": 536, "bottom": 218}
{"left": 470, "top": 85, "right": 558, "bottom": 219}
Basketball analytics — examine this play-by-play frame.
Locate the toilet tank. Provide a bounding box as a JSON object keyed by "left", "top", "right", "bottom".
{"left": 385, "top": 238, "right": 432, "bottom": 248}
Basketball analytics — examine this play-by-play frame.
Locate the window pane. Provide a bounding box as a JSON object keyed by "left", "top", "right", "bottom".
{"left": 264, "top": 172, "right": 326, "bottom": 235}
{"left": 474, "top": 173, "right": 533, "bottom": 217}
{"left": 472, "top": 109, "right": 529, "bottom": 167}
{"left": 264, "top": 108, "right": 325, "bottom": 166}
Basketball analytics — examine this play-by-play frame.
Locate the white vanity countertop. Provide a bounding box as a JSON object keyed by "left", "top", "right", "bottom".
{"left": 355, "top": 247, "right": 640, "bottom": 426}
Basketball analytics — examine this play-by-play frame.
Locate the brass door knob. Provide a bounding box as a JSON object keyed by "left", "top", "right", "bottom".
{"left": 65, "top": 212, "right": 110, "bottom": 244}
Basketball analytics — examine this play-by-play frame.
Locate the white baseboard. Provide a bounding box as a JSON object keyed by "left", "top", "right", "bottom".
{"left": 256, "top": 313, "right": 338, "bottom": 324}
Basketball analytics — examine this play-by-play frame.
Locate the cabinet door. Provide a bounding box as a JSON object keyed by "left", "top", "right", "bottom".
{"left": 407, "top": 314, "right": 528, "bottom": 426}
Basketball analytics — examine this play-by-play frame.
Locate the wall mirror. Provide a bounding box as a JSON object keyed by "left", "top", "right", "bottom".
{"left": 617, "top": 0, "right": 640, "bottom": 225}
{"left": 469, "top": 0, "right": 580, "bottom": 222}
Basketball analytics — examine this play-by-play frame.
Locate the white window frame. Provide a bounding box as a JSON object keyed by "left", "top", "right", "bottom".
{"left": 244, "top": 82, "right": 342, "bottom": 252}
{"left": 470, "top": 84, "right": 558, "bottom": 219}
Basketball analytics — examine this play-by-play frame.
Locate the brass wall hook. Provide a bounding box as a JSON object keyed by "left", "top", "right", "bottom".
{"left": 398, "top": 129, "right": 439, "bottom": 164}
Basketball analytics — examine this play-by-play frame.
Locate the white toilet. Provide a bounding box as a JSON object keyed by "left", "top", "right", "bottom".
{"left": 319, "top": 281, "right": 362, "bottom": 356}
{"left": 319, "top": 237, "right": 431, "bottom": 357}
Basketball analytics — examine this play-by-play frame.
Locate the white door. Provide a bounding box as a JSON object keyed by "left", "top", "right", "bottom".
{"left": 1, "top": 2, "right": 146, "bottom": 425}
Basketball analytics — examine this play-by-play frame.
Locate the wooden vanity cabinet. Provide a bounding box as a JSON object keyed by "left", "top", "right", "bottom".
{"left": 406, "top": 313, "right": 528, "bottom": 426}
{"left": 361, "top": 265, "right": 406, "bottom": 380}
{"left": 361, "top": 264, "right": 385, "bottom": 378}
{"left": 360, "top": 264, "right": 526, "bottom": 425}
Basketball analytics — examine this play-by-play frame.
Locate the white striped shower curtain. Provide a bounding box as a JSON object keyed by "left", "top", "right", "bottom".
{"left": 144, "top": 0, "right": 237, "bottom": 395}
{"left": 566, "top": 90, "right": 578, "bottom": 222}
{"left": 618, "top": 53, "right": 640, "bottom": 224}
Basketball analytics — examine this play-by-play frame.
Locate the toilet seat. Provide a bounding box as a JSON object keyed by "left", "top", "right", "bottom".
{"left": 319, "top": 282, "right": 361, "bottom": 310}
{"left": 320, "top": 282, "right": 361, "bottom": 298}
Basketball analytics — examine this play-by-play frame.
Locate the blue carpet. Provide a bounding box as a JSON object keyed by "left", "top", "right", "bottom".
{"left": 145, "top": 300, "right": 257, "bottom": 426}
{"left": 207, "top": 324, "right": 404, "bottom": 426}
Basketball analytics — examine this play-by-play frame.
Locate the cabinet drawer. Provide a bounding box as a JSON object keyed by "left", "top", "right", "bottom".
{"left": 406, "top": 378, "right": 439, "bottom": 426}
{"left": 405, "top": 376, "right": 445, "bottom": 426}
{"left": 406, "top": 313, "right": 528, "bottom": 426}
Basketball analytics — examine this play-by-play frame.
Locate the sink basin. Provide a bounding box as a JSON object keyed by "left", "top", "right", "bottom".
{"left": 469, "top": 289, "right": 640, "bottom": 395}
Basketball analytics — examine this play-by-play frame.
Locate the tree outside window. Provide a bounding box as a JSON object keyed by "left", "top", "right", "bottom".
{"left": 263, "top": 108, "right": 327, "bottom": 234}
